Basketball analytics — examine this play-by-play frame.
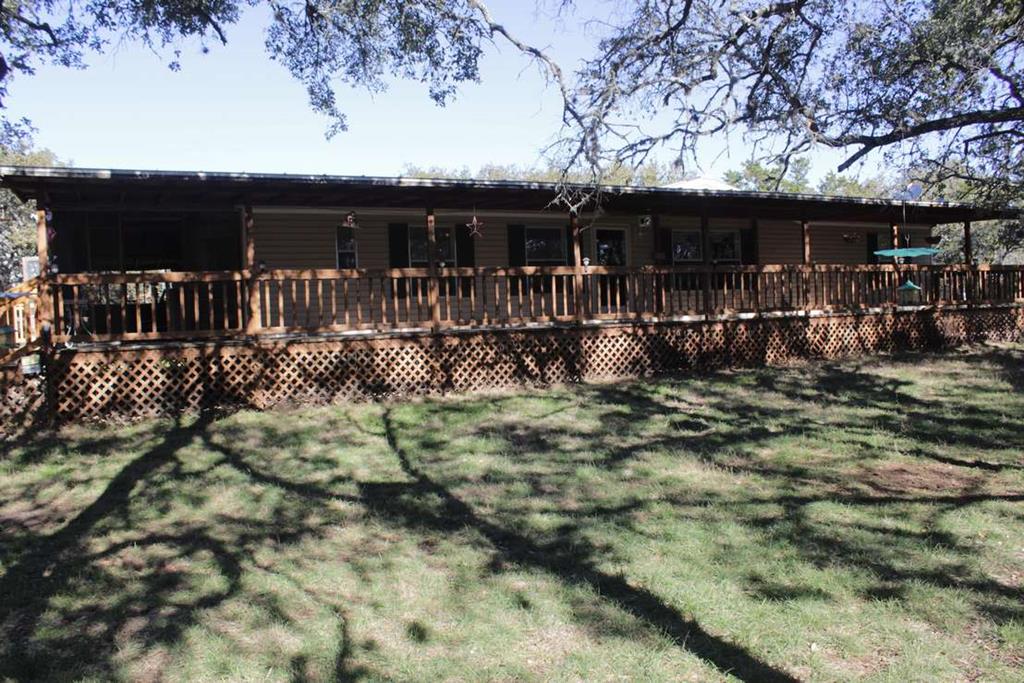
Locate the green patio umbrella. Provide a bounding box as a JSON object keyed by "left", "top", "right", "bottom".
{"left": 872, "top": 247, "right": 940, "bottom": 258}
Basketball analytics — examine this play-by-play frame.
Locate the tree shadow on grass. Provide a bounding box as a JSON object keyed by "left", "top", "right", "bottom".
{"left": 0, "top": 414, "right": 220, "bottom": 679}
{"left": 0, "top": 411, "right": 372, "bottom": 681}
{"left": 629, "top": 357, "right": 1023, "bottom": 622}
{"left": 2, "top": 345, "right": 1022, "bottom": 680}
{"left": 446, "top": 350, "right": 1024, "bottom": 641}
{"left": 365, "top": 408, "right": 800, "bottom": 683}
{"left": 205, "top": 403, "right": 799, "bottom": 680}
{"left": 961, "top": 344, "right": 1024, "bottom": 393}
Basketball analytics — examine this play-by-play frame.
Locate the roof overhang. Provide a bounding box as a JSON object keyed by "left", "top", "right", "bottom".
{"left": 0, "top": 166, "right": 1015, "bottom": 224}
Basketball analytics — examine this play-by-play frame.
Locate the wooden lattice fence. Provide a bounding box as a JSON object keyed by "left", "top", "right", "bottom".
{"left": 0, "top": 368, "right": 46, "bottom": 435}
{"left": 10, "top": 305, "right": 1013, "bottom": 424}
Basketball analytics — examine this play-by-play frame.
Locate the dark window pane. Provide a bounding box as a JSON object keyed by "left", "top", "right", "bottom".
{"left": 525, "top": 227, "right": 565, "bottom": 264}
{"left": 672, "top": 230, "right": 702, "bottom": 262}
{"left": 337, "top": 226, "right": 356, "bottom": 253}
{"left": 710, "top": 232, "right": 740, "bottom": 262}
{"left": 410, "top": 227, "right": 455, "bottom": 266}
{"left": 337, "top": 226, "right": 357, "bottom": 267}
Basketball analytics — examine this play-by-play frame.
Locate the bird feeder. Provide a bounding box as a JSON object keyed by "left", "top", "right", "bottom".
{"left": 897, "top": 279, "right": 922, "bottom": 306}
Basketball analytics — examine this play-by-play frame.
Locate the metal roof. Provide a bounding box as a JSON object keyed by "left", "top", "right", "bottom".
{"left": 0, "top": 165, "right": 1014, "bottom": 223}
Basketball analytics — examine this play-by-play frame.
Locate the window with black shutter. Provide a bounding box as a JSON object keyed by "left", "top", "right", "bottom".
{"left": 740, "top": 226, "right": 758, "bottom": 265}
{"left": 390, "top": 222, "right": 477, "bottom": 296}
{"left": 867, "top": 232, "right": 880, "bottom": 264}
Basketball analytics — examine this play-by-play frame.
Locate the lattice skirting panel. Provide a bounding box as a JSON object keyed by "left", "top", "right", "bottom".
{"left": 11, "top": 305, "right": 1024, "bottom": 424}
{"left": 0, "top": 370, "right": 46, "bottom": 435}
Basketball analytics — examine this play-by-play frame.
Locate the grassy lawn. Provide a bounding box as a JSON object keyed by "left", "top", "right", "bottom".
{"left": 1, "top": 343, "right": 1023, "bottom": 682}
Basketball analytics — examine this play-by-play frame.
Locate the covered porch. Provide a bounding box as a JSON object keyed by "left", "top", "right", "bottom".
{"left": 1, "top": 167, "right": 1015, "bottom": 349}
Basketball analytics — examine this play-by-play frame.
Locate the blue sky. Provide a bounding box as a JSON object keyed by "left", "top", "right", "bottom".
{"left": 8, "top": 0, "right": 848, "bottom": 182}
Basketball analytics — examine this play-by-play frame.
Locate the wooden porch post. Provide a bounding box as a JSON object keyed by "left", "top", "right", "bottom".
{"left": 801, "top": 220, "right": 811, "bottom": 265}
{"left": 963, "top": 220, "right": 973, "bottom": 264}
{"left": 750, "top": 218, "right": 761, "bottom": 315}
{"left": 571, "top": 211, "right": 585, "bottom": 322}
{"left": 243, "top": 205, "right": 261, "bottom": 335}
{"left": 701, "top": 213, "right": 713, "bottom": 318}
{"left": 426, "top": 208, "right": 441, "bottom": 332}
{"left": 35, "top": 206, "right": 53, "bottom": 350}
{"left": 891, "top": 222, "right": 901, "bottom": 305}
{"left": 801, "top": 220, "right": 812, "bottom": 311}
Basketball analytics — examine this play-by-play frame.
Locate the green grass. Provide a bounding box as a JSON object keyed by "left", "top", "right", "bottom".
{"left": 2, "top": 343, "right": 1023, "bottom": 682}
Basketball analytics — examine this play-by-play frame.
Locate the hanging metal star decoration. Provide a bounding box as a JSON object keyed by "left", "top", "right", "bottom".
{"left": 466, "top": 212, "right": 484, "bottom": 237}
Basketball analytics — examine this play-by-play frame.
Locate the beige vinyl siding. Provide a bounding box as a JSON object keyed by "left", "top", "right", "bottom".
{"left": 809, "top": 225, "right": 871, "bottom": 264}
{"left": 808, "top": 224, "right": 933, "bottom": 264}
{"left": 633, "top": 218, "right": 656, "bottom": 264}
{"left": 657, "top": 216, "right": 701, "bottom": 235}
{"left": 252, "top": 208, "right": 931, "bottom": 270}
{"left": 709, "top": 218, "right": 748, "bottom": 231}
{"left": 457, "top": 216, "right": 504, "bottom": 266}
{"left": 254, "top": 210, "right": 390, "bottom": 270}
{"left": 252, "top": 211, "right": 335, "bottom": 269}
{"left": 758, "top": 220, "right": 803, "bottom": 264}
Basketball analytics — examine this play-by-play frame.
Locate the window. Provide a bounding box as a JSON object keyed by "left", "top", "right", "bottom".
{"left": 525, "top": 227, "right": 566, "bottom": 265}
{"left": 709, "top": 231, "right": 741, "bottom": 263}
{"left": 594, "top": 228, "right": 628, "bottom": 266}
{"left": 336, "top": 226, "right": 358, "bottom": 268}
{"left": 671, "top": 230, "right": 702, "bottom": 263}
{"left": 409, "top": 226, "right": 456, "bottom": 266}
{"left": 671, "top": 229, "right": 742, "bottom": 263}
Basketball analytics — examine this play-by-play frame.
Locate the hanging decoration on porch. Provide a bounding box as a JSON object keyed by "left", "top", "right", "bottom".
{"left": 342, "top": 210, "right": 359, "bottom": 229}
{"left": 466, "top": 209, "right": 485, "bottom": 237}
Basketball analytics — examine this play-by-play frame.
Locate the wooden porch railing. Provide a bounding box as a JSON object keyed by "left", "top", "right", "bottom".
{"left": 51, "top": 271, "right": 246, "bottom": 342}
{"left": 39, "top": 264, "right": 1024, "bottom": 344}
{"left": 0, "top": 278, "right": 40, "bottom": 367}
{"left": 1, "top": 276, "right": 39, "bottom": 337}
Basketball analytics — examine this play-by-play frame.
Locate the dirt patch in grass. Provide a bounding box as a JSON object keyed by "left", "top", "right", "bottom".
{"left": 0, "top": 495, "right": 83, "bottom": 541}
{"left": 856, "top": 461, "right": 985, "bottom": 496}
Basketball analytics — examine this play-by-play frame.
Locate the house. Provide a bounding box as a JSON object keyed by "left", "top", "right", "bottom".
{"left": 0, "top": 166, "right": 1020, "bottom": 422}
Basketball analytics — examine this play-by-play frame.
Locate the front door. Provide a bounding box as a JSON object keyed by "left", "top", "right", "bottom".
{"left": 594, "top": 229, "right": 628, "bottom": 311}
{"left": 595, "top": 229, "right": 628, "bottom": 266}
